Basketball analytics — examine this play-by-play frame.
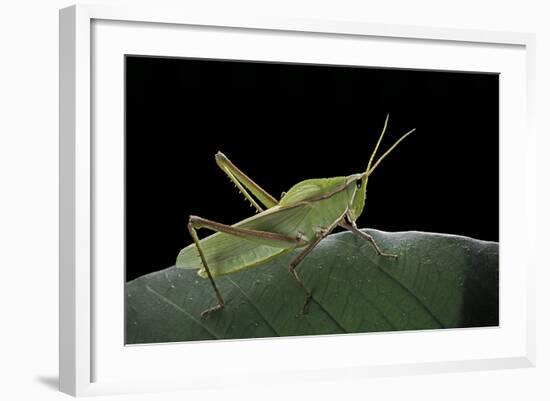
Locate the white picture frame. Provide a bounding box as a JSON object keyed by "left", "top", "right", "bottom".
{"left": 59, "top": 3, "right": 536, "bottom": 397}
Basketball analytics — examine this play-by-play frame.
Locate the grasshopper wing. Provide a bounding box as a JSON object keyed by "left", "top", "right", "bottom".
{"left": 176, "top": 203, "right": 313, "bottom": 277}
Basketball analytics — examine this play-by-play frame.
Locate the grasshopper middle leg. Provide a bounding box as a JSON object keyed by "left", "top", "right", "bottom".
{"left": 288, "top": 230, "right": 326, "bottom": 314}
{"left": 288, "top": 216, "right": 344, "bottom": 314}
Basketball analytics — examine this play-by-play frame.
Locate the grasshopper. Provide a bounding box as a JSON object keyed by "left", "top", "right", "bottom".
{"left": 176, "top": 115, "right": 415, "bottom": 318}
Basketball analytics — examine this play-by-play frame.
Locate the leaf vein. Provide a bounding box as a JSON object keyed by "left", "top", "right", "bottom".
{"left": 145, "top": 285, "right": 219, "bottom": 339}
{"left": 358, "top": 230, "right": 445, "bottom": 328}
{"left": 226, "top": 277, "right": 280, "bottom": 336}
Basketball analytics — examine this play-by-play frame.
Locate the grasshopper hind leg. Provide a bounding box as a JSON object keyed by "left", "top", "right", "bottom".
{"left": 187, "top": 221, "right": 225, "bottom": 319}
{"left": 187, "top": 215, "right": 302, "bottom": 318}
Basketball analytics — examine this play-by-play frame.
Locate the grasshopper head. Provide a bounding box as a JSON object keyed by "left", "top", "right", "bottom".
{"left": 347, "top": 172, "right": 368, "bottom": 222}
{"left": 347, "top": 115, "right": 415, "bottom": 222}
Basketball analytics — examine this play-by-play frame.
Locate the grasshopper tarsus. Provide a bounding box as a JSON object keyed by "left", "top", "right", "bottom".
{"left": 200, "top": 302, "right": 224, "bottom": 320}
{"left": 373, "top": 245, "right": 399, "bottom": 258}
{"left": 381, "top": 252, "right": 399, "bottom": 259}
{"left": 340, "top": 221, "right": 399, "bottom": 259}
{"left": 301, "top": 292, "right": 312, "bottom": 315}
{"left": 372, "top": 247, "right": 399, "bottom": 259}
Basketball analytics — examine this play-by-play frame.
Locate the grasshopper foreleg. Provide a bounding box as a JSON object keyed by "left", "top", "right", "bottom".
{"left": 340, "top": 220, "right": 398, "bottom": 258}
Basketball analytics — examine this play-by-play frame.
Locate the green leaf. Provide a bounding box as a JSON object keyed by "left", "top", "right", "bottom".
{"left": 126, "top": 229, "right": 498, "bottom": 344}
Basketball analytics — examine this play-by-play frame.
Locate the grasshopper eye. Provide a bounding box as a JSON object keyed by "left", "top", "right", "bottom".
{"left": 356, "top": 178, "right": 363, "bottom": 189}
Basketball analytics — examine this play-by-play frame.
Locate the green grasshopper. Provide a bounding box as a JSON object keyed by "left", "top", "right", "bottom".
{"left": 176, "top": 115, "right": 415, "bottom": 318}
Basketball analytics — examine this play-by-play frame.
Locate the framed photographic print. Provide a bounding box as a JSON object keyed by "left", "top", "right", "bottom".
{"left": 59, "top": 4, "right": 536, "bottom": 396}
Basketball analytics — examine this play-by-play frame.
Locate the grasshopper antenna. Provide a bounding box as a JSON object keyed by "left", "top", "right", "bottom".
{"left": 365, "top": 125, "right": 416, "bottom": 178}
{"left": 365, "top": 113, "right": 389, "bottom": 177}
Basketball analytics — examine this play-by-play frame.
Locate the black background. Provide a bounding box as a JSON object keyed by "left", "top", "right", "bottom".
{"left": 125, "top": 56, "right": 499, "bottom": 282}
